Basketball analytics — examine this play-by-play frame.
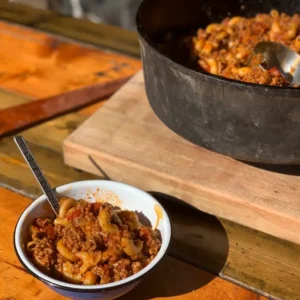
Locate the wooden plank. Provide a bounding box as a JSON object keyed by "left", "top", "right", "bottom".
{"left": 223, "top": 223, "right": 300, "bottom": 300}
{"left": 0, "top": 75, "right": 131, "bottom": 138}
{"left": 21, "top": 113, "right": 87, "bottom": 153}
{"left": 0, "top": 21, "right": 140, "bottom": 99}
{"left": 0, "top": 138, "right": 99, "bottom": 198}
{"left": 36, "top": 17, "right": 140, "bottom": 58}
{"left": 0, "top": 0, "right": 140, "bottom": 57}
{"left": 0, "top": 187, "right": 266, "bottom": 300}
{"left": 0, "top": 88, "right": 30, "bottom": 109}
{"left": 0, "top": 0, "right": 53, "bottom": 25}
{"left": 63, "top": 71, "right": 300, "bottom": 246}
{"left": 13, "top": 0, "right": 48, "bottom": 10}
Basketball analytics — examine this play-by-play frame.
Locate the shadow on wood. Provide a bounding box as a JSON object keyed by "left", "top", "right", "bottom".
{"left": 120, "top": 256, "right": 217, "bottom": 300}
{"left": 85, "top": 154, "right": 229, "bottom": 276}
{"left": 120, "top": 192, "right": 229, "bottom": 299}
{"left": 149, "top": 192, "right": 229, "bottom": 275}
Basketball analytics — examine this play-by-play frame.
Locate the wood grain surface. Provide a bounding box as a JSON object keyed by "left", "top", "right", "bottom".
{"left": 0, "top": 187, "right": 266, "bottom": 300}
{"left": 64, "top": 71, "right": 300, "bottom": 246}
{"left": 0, "top": 21, "right": 140, "bottom": 99}
{"left": 0, "top": 76, "right": 131, "bottom": 137}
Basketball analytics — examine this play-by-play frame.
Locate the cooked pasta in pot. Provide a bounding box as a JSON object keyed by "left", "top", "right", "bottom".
{"left": 193, "top": 10, "right": 300, "bottom": 86}
{"left": 164, "top": 10, "right": 300, "bottom": 87}
{"left": 26, "top": 197, "right": 162, "bottom": 285}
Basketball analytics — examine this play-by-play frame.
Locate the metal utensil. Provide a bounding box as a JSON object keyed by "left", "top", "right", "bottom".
{"left": 254, "top": 41, "right": 300, "bottom": 85}
{"left": 14, "top": 136, "right": 60, "bottom": 215}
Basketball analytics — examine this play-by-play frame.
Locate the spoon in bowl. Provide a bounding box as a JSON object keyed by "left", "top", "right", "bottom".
{"left": 254, "top": 41, "right": 300, "bottom": 86}
{"left": 14, "top": 135, "right": 60, "bottom": 215}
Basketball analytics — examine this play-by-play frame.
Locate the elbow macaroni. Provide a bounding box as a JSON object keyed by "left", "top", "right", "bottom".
{"left": 57, "top": 239, "right": 78, "bottom": 262}
{"left": 121, "top": 238, "right": 144, "bottom": 257}
{"left": 98, "top": 204, "right": 119, "bottom": 233}
{"left": 59, "top": 197, "right": 77, "bottom": 218}
{"left": 26, "top": 197, "right": 162, "bottom": 285}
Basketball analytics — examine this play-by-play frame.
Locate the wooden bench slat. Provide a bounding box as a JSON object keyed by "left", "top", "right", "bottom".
{"left": 0, "top": 0, "right": 140, "bottom": 57}
{"left": 0, "top": 21, "right": 140, "bottom": 99}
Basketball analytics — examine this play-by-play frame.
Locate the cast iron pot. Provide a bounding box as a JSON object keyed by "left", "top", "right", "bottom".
{"left": 136, "top": 0, "right": 300, "bottom": 164}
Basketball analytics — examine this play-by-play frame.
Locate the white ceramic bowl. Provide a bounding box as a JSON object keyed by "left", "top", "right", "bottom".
{"left": 14, "top": 180, "right": 171, "bottom": 300}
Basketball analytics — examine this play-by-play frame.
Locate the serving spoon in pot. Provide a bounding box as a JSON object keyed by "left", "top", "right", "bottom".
{"left": 14, "top": 136, "right": 60, "bottom": 215}
{"left": 254, "top": 41, "right": 300, "bottom": 85}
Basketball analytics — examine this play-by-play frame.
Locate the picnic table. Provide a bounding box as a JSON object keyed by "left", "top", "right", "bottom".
{"left": 0, "top": 1, "right": 299, "bottom": 299}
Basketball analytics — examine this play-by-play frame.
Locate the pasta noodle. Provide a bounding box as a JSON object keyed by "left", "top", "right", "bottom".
{"left": 121, "top": 238, "right": 144, "bottom": 257}
{"left": 98, "top": 204, "right": 119, "bottom": 234}
{"left": 26, "top": 197, "right": 161, "bottom": 285}
{"left": 57, "top": 239, "right": 79, "bottom": 262}
{"left": 59, "top": 197, "right": 77, "bottom": 218}
{"left": 83, "top": 271, "right": 98, "bottom": 285}
{"left": 75, "top": 251, "right": 102, "bottom": 274}
{"left": 62, "top": 261, "right": 82, "bottom": 284}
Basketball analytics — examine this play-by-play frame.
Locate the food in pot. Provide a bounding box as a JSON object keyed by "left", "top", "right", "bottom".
{"left": 190, "top": 10, "right": 300, "bottom": 86}
{"left": 26, "top": 197, "right": 161, "bottom": 285}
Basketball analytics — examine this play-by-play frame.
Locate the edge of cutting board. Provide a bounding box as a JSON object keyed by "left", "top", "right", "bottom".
{"left": 63, "top": 71, "right": 300, "bottom": 245}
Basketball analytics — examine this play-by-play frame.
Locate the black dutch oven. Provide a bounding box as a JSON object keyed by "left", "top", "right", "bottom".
{"left": 136, "top": 0, "right": 300, "bottom": 164}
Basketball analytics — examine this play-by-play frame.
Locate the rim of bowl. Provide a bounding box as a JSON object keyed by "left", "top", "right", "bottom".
{"left": 14, "top": 180, "right": 172, "bottom": 293}
{"left": 136, "top": 0, "right": 300, "bottom": 93}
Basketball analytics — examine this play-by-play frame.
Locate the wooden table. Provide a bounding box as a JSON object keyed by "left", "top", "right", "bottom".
{"left": 0, "top": 1, "right": 298, "bottom": 299}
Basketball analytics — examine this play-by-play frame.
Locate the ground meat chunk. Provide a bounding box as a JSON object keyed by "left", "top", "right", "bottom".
{"left": 35, "top": 217, "right": 52, "bottom": 228}
{"left": 132, "top": 261, "right": 143, "bottom": 274}
{"left": 93, "top": 264, "right": 111, "bottom": 284}
{"left": 111, "top": 259, "right": 132, "bottom": 282}
{"left": 61, "top": 226, "right": 86, "bottom": 252}
{"left": 54, "top": 253, "right": 66, "bottom": 274}
{"left": 59, "top": 226, "right": 97, "bottom": 253}
{"left": 139, "top": 226, "right": 162, "bottom": 256}
{"left": 33, "top": 238, "right": 55, "bottom": 271}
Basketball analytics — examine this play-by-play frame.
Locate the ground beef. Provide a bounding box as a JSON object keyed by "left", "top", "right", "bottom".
{"left": 111, "top": 259, "right": 132, "bottom": 282}
{"left": 26, "top": 199, "right": 162, "bottom": 285}
{"left": 93, "top": 264, "right": 111, "bottom": 284}
{"left": 139, "top": 226, "right": 162, "bottom": 256}
{"left": 61, "top": 226, "right": 86, "bottom": 252}
{"left": 33, "top": 238, "right": 56, "bottom": 271}
{"left": 132, "top": 261, "right": 143, "bottom": 274}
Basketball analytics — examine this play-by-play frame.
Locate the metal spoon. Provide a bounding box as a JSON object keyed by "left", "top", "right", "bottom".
{"left": 14, "top": 136, "right": 60, "bottom": 215}
{"left": 254, "top": 41, "right": 300, "bottom": 85}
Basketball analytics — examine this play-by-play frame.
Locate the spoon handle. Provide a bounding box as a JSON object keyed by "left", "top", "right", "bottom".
{"left": 14, "top": 136, "right": 60, "bottom": 215}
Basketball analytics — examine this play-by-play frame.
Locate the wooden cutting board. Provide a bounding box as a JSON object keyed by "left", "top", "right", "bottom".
{"left": 64, "top": 71, "right": 300, "bottom": 245}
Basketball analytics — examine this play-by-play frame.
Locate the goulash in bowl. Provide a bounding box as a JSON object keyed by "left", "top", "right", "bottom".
{"left": 26, "top": 197, "right": 162, "bottom": 285}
